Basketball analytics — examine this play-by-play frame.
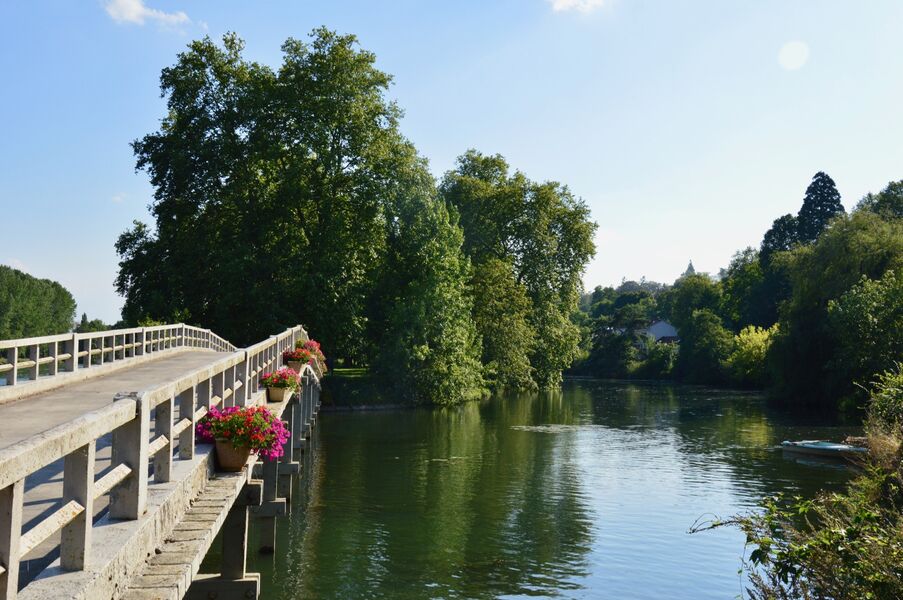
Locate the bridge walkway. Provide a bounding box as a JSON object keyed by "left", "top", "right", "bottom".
{"left": 0, "top": 350, "right": 231, "bottom": 585}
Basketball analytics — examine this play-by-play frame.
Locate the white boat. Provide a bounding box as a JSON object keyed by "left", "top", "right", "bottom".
{"left": 781, "top": 440, "right": 867, "bottom": 459}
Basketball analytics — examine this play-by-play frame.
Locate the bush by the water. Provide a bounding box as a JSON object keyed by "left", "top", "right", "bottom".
{"left": 694, "top": 364, "right": 903, "bottom": 599}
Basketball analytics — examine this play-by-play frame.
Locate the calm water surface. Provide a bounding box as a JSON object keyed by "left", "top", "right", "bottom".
{"left": 250, "top": 380, "right": 855, "bottom": 599}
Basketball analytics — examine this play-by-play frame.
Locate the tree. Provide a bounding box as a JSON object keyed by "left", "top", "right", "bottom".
{"left": 372, "top": 182, "right": 485, "bottom": 405}
{"left": 75, "top": 313, "right": 108, "bottom": 333}
{"left": 719, "top": 248, "right": 773, "bottom": 329}
{"left": 682, "top": 261, "right": 696, "bottom": 277}
{"left": 658, "top": 273, "right": 721, "bottom": 332}
{"left": 858, "top": 179, "right": 903, "bottom": 221}
{"left": 470, "top": 258, "right": 535, "bottom": 390}
{"left": 118, "top": 30, "right": 418, "bottom": 357}
{"left": 827, "top": 270, "right": 903, "bottom": 403}
{"left": 727, "top": 324, "right": 777, "bottom": 388}
{"left": 675, "top": 308, "right": 734, "bottom": 384}
{"left": 768, "top": 210, "right": 903, "bottom": 407}
{"left": 760, "top": 214, "right": 799, "bottom": 266}
{"left": 440, "top": 151, "right": 596, "bottom": 388}
{"left": 0, "top": 265, "right": 76, "bottom": 339}
{"left": 797, "top": 171, "right": 844, "bottom": 244}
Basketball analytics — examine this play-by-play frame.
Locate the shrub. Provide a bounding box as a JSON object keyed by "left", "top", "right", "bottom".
{"left": 696, "top": 364, "right": 903, "bottom": 599}
{"left": 632, "top": 339, "right": 677, "bottom": 379}
{"left": 727, "top": 324, "right": 778, "bottom": 388}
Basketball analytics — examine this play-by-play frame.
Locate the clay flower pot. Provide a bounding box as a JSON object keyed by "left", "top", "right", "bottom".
{"left": 215, "top": 439, "right": 251, "bottom": 472}
{"left": 286, "top": 360, "right": 303, "bottom": 373}
{"left": 267, "top": 387, "right": 291, "bottom": 403}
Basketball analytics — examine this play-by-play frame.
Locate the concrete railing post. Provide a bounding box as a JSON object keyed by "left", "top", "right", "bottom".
{"left": 26, "top": 344, "right": 38, "bottom": 382}
{"left": 6, "top": 348, "right": 16, "bottom": 387}
{"left": 109, "top": 393, "right": 149, "bottom": 519}
{"left": 61, "top": 441, "right": 96, "bottom": 570}
{"left": 154, "top": 397, "right": 174, "bottom": 483}
{"left": 64, "top": 334, "right": 77, "bottom": 372}
{"left": 238, "top": 353, "right": 250, "bottom": 407}
{"left": 179, "top": 387, "right": 196, "bottom": 460}
{"left": 0, "top": 479, "right": 23, "bottom": 600}
{"left": 49, "top": 340, "right": 59, "bottom": 376}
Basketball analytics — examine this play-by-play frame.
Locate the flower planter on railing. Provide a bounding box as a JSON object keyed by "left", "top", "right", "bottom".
{"left": 282, "top": 348, "right": 313, "bottom": 373}
{"left": 196, "top": 406, "right": 290, "bottom": 472}
{"left": 260, "top": 367, "right": 301, "bottom": 403}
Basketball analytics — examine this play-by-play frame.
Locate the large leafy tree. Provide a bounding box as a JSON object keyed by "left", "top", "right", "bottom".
{"left": 797, "top": 171, "right": 844, "bottom": 243}
{"left": 858, "top": 179, "right": 903, "bottom": 220}
{"left": 827, "top": 270, "right": 903, "bottom": 402}
{"left": 675, "top": 308, "right": 734, "bottom": 384}
{"left": 760, "top": 214, "right": 799, "bottom": 266}
{"left": 657, "top": 272, "right": 721, "bottom": 332}
{"left": 0, "top": 266, "right": 76, "bottom": 339}
{"left": 721, "top": 248, "right": 777, "bottom": 331}
{"left": 440, "top": 151, "right": 596, "bottom": 388}
{"left": 117, "top": 30, "right": 410, "bottom": 357}
{"left": 372, "top": 162, "right": 485, "bottom": 404}
{"left": 768, "top": 210, "right": 903, "bottom": 406}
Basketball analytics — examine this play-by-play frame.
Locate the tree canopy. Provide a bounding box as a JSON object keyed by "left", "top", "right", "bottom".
{"left": 0, "top": 266, "right": 76, "bottom": 339}
{"left": 116, "top": 31, "right": 595, "bottom": 403}
{"left": 439, "top": 151, "right": 597, "bottom": 389}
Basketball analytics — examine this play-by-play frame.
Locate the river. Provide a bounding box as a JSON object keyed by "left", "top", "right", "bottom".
{"left": 244, "top": 379, "right": 855, "bottom": 599}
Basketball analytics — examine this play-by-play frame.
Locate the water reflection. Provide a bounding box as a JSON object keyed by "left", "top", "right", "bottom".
{"left": 252, "top": 380, "right": 854, "bottom": 599}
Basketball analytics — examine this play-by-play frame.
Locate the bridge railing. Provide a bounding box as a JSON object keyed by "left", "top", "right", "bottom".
{"left": 0, "top": 324, "right": 237, "bottom": 391}
{"left": 0, "top": 325, "right": 312, "bottom": 599}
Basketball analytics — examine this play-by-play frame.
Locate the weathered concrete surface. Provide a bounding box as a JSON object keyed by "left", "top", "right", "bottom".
{"left": 3, "top": 350, "right": 229, "bottom": 587}
{"left": 0, "top": 350, "right": 229, "bottom": 451}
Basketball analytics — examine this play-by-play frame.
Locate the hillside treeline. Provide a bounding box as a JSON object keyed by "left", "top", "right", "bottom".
{"left": 576, "top": 172, "right": 903, "bottom": 412}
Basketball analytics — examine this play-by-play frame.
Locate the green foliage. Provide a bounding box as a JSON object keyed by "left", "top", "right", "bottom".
{"left": 440, "top": 151, "right": 597, "bottom": 389}
{"left": 75, "top": 313, "right": 109, "bottom": 333}
{"left": 0, "top": 265, "right": 76, "bottom": 339}
{"left": 470, "top": 258, "right": 536, "bottom": 391}
{"left": 698, "top": 369, "right": 903, "bottom": 600}
{"left": 727, "top": 324, "right": 777, "bottom": 388}
{"left": 631, "top": 338, "right": 677, "bottom": 379}
{"left": 118, "top": 29, "right": 405, "bottom": 356}
{"left": 658, "top": 273, "right": 721, "bottom": 332}
{"left": 867, "top": 364, "right": 903, "bottom": 434}
{"left": 719, "top": 248, "right": 774, "bottom": 330}
{"left": 116, "top": 30, "right": 497, "bottom": 405}
{"left": 797, "top": 171, "right": 845, "bottom": 243}
{"left": 760, "top": 214, "right": 799, "bottom": 266}
{"left": 828, "top": 271, "right": 903, "bottom": 404}
{"left": 675, "top": 309, "right": 733, "bottom": 384}
{"left": 587, "top": 325, "right": 637, "bottom": 378}
{"left": 858, "top": 179, "right": 903, "bottom": 221}
{"left": 769, "top": 210, "right": 903, "bottom": 407}
{"left": 373, "top": 190, "right": 485, "bottom": 405}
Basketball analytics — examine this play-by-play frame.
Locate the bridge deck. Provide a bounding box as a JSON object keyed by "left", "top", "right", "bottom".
{"left": 0, "top": 350, "right": 231, "bottom": 586}
{"left": 0, "top": 350, "right": 230, "bottom": 451}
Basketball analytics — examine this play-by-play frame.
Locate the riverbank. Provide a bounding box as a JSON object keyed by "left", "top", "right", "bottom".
{"left": 320, "top": 367, "right": 406, "bottom": 410}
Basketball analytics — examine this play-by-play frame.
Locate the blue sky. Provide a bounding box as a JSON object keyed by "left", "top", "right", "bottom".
{"left": 2, "top": 1, "right": 902, "bottom": 324}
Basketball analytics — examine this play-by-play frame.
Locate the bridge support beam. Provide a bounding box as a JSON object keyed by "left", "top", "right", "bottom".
{"left": 255, "top": 457, "right": 279, "bottom": 554}
{"left": 187, "top": 481, "right": 262, "bottom": 600}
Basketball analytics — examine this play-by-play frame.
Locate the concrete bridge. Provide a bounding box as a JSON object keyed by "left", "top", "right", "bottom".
{"left": 0, "top": 324, "right": 322, "bottom": 600}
